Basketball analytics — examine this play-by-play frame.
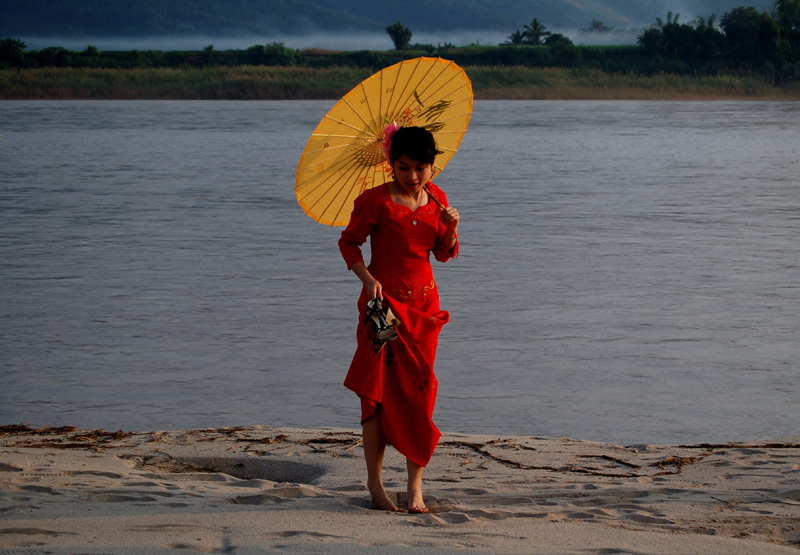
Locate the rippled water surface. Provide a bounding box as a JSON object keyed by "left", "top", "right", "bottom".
{"left": 1, "top": 100, "right": 798, "bottom": 445}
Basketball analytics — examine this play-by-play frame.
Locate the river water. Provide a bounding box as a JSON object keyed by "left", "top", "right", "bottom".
{"left": 1, "top": 100, "right": 798, "bottom": 445}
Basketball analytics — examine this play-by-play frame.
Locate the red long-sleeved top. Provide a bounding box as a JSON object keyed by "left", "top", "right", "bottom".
{"left": 338, "top": 182, "right": 458, "bottom": 467}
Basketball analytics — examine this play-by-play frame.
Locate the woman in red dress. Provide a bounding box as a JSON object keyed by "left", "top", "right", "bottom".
{"left": 339, "top": 126, "right": 460, "bottom": 513}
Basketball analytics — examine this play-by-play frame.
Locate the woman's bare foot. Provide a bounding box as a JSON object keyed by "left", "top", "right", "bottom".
{"left": 368, "top": 479, "right": 398, "bottom": 512}
{"left": 407, "top": 484, "right": 428, "bottom": 514}
{"left": 362, "top": 412, "right": 397, "bottom": 511}
{"left": 406, "top": 458, "right": 429, "bottom": 513}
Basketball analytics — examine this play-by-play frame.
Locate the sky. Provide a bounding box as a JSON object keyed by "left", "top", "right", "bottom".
{"left": 16, "top": 0, "right": 771, "bottom": 52}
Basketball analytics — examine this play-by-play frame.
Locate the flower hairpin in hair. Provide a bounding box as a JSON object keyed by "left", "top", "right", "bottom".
{"left": 382, "top": 121, "right": 401, "bottom": 164}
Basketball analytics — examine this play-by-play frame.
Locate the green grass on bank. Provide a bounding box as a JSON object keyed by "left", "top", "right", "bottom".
{"left": 2, "top": 65, "right": 799, "bottom": 100}
{"left": 0, "top": 66, "right": 374, "bottom": 100}
{"left": 468, "top": 67, "right": 800, "bottom": 100}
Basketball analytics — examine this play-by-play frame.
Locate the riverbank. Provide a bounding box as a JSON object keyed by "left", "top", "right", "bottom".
{"left": 1, "top": 425, "right": 798, "bottom": 553}
{"left": 3, "top": 65, "right": 800, "bottom": 100}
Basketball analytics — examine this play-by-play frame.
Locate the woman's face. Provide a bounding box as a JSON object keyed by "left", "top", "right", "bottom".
{"left": 393, "top": 154, "right": 433, "bottom": 194}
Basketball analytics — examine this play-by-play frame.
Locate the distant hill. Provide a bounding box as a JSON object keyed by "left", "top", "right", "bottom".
{"left": 1, "top": 0, "right": 760, "bottom": 38}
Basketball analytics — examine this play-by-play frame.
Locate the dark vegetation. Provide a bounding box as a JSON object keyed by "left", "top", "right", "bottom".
{"left": 635, "top": 4, "right": 800, "bottom": 82}
{"left": 386, "top": 21, "right": 413, "bottom": 51}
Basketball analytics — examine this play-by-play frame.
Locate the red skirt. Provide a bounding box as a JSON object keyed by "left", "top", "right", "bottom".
{"left": 344, "top": 294, "right": 448, "bottom": 467}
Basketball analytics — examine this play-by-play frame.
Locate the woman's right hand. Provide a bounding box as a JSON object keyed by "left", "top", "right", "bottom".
{"left": 365, "top": 277, "right": 383, "bottom": 301}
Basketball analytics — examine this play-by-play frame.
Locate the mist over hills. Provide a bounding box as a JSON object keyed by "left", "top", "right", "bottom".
{"left": 2, "top": 0, "right": 768, "bottom": 50}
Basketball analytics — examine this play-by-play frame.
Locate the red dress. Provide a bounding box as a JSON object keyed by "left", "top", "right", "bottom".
{"left": 338, "top": 182, "right": 459, "bottom": 467}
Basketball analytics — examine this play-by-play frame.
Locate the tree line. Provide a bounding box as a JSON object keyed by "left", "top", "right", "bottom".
{"left": 636, "top": 3, "right": 800, "bottom": 81}
{"left": 498, "top": 2, "right": 799, "bottom": 82}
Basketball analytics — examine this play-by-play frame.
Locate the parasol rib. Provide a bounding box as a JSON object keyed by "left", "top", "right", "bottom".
{"left": 359, "top": 80, "right": 381, "bottom": 139}
{"left": 303, "top": 161, "right": 366, "bottom": 225}
{"left": 387, "top": 57, "right": 434, "bottom": 123}
{"left": 298, "top": 150, "right": 367, "bottom": 202}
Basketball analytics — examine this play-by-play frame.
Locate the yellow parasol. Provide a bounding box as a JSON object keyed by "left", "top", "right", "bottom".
{"left": 295, "top": 56, "right": 473, "bottom": 226}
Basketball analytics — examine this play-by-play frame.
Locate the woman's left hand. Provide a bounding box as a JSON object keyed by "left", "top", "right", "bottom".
{"left": 440, "top": 206, "right": 459, "bottom": 235}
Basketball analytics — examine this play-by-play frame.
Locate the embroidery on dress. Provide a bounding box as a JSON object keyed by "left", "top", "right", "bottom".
{"left": 388, "top": 279, "right": 437, "bottom": 301}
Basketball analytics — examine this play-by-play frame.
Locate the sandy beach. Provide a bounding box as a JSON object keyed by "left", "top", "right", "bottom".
{"left": 1, "top": 425, "right": 798, "bottom": 554}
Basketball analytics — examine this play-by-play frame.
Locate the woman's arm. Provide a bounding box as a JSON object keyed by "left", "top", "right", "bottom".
{"left": 339, "top": 190, "right": 378, "bottom": 271}
{"left": 433, "top": 203, "right": 460, "bottom": 262}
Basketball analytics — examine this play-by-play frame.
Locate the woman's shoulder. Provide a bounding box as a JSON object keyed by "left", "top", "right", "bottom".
{"left": 357, "top": 183, "right": 389, "bottom": 203}
{"left": 349, "top": 184, "right": 390, "bottom": 220}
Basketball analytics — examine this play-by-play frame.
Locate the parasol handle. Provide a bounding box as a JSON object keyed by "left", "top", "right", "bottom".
{"left": 424, "top": 184, "right": 446, "bottom": 209}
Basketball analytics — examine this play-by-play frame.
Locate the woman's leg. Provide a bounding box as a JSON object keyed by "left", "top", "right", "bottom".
{"left": 362, "top": 410, "right": 398, "bottom": 511}
{"left": 406, "top": 459, "right": 429, "bottom": 513}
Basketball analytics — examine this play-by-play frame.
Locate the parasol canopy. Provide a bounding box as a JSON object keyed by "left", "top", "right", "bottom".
{"left": 295, "top": 56, "right": 473, "bottom": 226}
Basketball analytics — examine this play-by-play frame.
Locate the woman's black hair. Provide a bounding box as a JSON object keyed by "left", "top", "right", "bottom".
{"left": 389, "top": 126, "right": 442, "bottom": 166}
